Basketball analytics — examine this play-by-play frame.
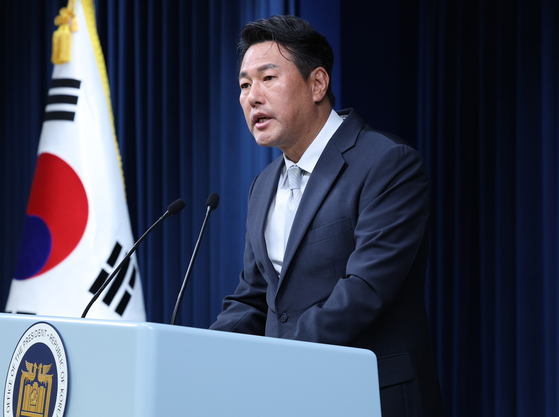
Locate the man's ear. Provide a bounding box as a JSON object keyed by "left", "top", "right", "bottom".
{"left": 310, "top": 67, "right": 329, "bottom": 103}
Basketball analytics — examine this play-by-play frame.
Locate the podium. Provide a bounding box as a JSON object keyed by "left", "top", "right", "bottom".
{"left": 0, "top": 313, "right": 381, "bottom": 416}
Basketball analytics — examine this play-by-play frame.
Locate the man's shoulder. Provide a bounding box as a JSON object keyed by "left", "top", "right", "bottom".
{"left": 334, "top": 108, "right": 416, "bottom": 154}
{"left": 359, "top": 126, "right": 413, "bottom": 149}
{"left": 251, "top": 154, "right": 283, "bottom": 190}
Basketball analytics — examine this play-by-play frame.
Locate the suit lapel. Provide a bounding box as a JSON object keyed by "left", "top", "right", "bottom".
{"left": 279, "top": 109, "right": 365, "bottom": 287}
{"left": 279, "top": 147, "right": 344, "bottom": 286}
{"left": 248, "top": 156, "right": 283, "bottom": 283}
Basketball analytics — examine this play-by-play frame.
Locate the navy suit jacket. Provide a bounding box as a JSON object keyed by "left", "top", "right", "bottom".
{"left": 211, "top": 109, "right": 444, "bottom": 417}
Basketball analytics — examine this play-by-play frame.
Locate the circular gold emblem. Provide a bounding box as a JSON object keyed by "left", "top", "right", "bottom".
{"left": 3, "top": 322, "right": 69, "bottom": 417}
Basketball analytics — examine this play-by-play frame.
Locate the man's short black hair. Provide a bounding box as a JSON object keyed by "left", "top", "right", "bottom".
{"left": 239, "top": 15, "right": 336, "bottom": 107}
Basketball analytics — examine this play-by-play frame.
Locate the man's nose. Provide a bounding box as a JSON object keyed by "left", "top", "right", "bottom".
{"left": 247, "top": 82, "right": 264, "bottom": 106}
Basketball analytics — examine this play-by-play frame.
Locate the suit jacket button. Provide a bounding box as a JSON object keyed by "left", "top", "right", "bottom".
{"left": 279, "top": 313, "right": 289, "bottom": 323}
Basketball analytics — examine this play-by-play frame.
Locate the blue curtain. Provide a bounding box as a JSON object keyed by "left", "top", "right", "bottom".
{"left": 416, "top": 1, "right": 558, "bottom": 415}
{"left": 336, "top": 1, "right": 559, "bottom": 414}
{"left": 2, "top": 0, "right": 559, "bottom": 416}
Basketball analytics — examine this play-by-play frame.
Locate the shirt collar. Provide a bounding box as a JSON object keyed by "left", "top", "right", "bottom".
{"left": 282, "top": 109, "right": 343, "bottom": 175}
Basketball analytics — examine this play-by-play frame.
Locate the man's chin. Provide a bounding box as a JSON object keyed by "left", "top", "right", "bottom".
{"left": 253, "top": 134, "right": 277, "bottom": 148}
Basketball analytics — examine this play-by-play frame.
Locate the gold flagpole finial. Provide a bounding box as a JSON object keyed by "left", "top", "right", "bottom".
{"left": 51, "top": 0, "right": 78, "bottom": 65}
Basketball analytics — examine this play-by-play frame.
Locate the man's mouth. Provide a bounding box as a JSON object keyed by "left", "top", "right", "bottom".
{"left": 252, "top": 112, "right": 271, "bottom": 125}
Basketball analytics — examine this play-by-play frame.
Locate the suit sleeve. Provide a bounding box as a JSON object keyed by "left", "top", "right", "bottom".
{"left": 284, "top": 143, "right": 430, "bottom": 346}
{"left": 209, "top": 181, "right": 268, "bottom": 335}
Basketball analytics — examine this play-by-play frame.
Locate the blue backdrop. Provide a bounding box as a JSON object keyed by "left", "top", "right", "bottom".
{"left": 1, "top": 0, "right": 558, "bottom": 416}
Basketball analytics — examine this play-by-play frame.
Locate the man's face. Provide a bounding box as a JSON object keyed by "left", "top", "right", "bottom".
{"left": 239, "top": 41, "right": 319, "bottom": 157}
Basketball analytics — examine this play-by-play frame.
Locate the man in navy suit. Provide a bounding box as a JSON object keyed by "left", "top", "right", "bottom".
{"left": 210, "top": 15, "right": 444, "bottom": 417}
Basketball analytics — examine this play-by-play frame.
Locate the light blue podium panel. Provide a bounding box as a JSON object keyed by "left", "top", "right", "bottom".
{"left": 0, "top": 313, "right": 381, "bottom": 416}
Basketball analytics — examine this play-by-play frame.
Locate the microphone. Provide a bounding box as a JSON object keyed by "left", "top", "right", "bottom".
{"left": 170, "top": 193, "right": 219, "bottom": 325}
{"left": 81, "top": 198, "right": 186, "bottom": 318}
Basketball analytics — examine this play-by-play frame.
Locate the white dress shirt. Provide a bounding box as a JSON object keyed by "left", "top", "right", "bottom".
{"left": 264, "top": 110, "right": 344, "bottom": 276}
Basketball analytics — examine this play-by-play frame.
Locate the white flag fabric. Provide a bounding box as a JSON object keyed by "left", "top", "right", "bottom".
{"left": 5, "top": 0, "right": 146, "bottom": 321}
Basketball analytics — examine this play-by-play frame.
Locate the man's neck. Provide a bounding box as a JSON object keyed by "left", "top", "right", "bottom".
{"left": 282, "top": 104, "right": 332, "bottom": 163}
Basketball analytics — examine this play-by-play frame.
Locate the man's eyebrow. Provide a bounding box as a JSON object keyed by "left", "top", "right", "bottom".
{"left": 239, "top": 63, "right": 280, "bottom": 79}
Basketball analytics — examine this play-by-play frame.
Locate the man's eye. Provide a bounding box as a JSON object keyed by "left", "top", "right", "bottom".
{"left": 263, "top": 76, "right": 274, "bottom": 81}
{"left": 240, "top": 83, "right": 250, "bottom": 89}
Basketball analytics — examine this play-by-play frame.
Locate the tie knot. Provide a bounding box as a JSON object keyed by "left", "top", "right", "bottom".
{"left": 287, "top": 165, "right": 302, "bottom": 191}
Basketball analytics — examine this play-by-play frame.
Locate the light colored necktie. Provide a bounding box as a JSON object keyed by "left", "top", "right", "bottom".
{"left": 284, "top": 165, "right": 303, "bottom": 248}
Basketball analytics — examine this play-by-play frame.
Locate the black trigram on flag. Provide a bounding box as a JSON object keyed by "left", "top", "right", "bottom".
{"left": 89, "top": 242, "right": 138, "bottom": 316}
{"left": 44, "top": 78, "right": 81, "bottom": 122}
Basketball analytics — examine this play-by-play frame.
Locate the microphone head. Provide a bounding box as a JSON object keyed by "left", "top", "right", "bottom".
{"left": 168, "top": 198, "right": 186, "bottom": 215}
{"left": 206, "top": 193, "right": 220, "bottom": 210}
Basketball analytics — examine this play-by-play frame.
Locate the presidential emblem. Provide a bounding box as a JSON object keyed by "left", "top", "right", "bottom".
{"left": 3, "top": 322, "right": 69, "bottom": 417}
